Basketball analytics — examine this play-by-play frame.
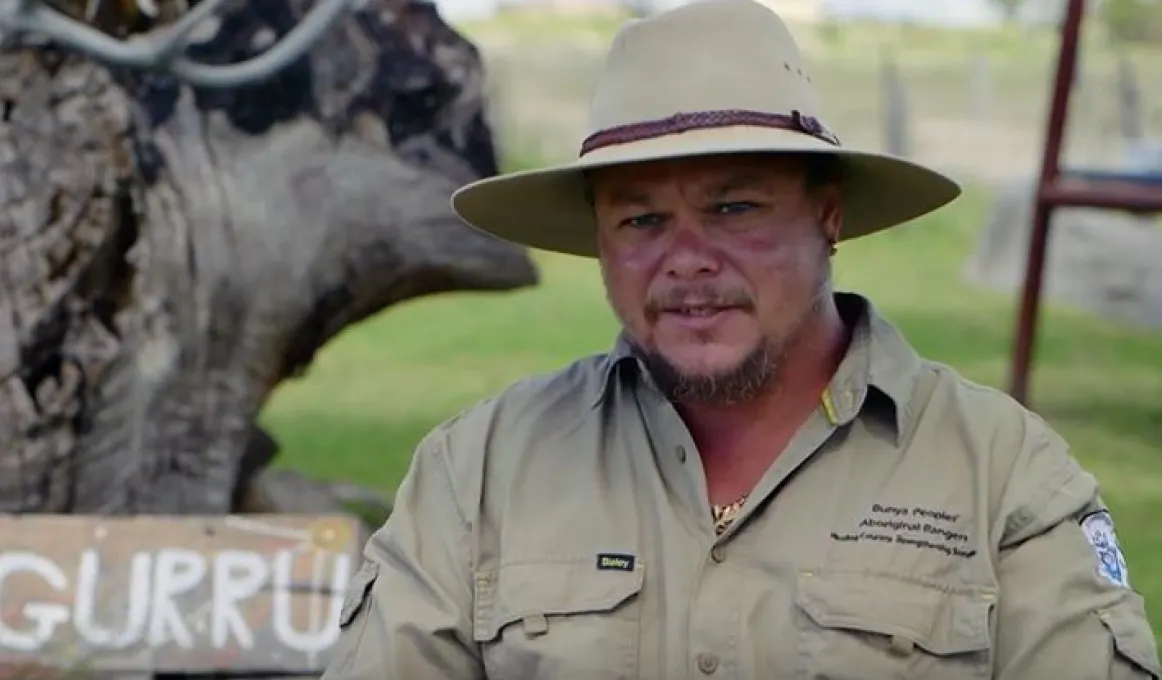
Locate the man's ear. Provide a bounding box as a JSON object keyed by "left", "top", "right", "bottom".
{"left": 815, "top": 184, "right": 844, "bottom": 243}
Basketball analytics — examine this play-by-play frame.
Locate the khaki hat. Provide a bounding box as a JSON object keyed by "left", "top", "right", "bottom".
{"left": 451, "top": 0, "right": 962, "bottom": 258}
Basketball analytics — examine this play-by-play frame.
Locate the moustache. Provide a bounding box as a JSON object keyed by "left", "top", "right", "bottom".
{"left": 644, "top": 286, "right": 755, "bottom": 319}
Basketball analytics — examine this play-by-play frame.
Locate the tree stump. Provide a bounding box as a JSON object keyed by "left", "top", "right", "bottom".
{"left": 0, "top": 0, "right": 538, "bottom": 515}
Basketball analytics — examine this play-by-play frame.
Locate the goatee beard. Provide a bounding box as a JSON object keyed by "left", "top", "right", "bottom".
{"left": 632, "top": 339, "right": 783, "bottom": 407}
{"left": 617, "top": 242, "right": 833, "bottom": 407}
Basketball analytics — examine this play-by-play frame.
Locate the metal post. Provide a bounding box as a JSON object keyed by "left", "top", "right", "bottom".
{"left": 1008, "top": 0, "right": 1087, "bottom": 406}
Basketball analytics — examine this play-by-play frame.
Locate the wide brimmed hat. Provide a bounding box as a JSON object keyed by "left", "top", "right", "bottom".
{"left": 452, "top": 0, "right": 962, "bottom": 258}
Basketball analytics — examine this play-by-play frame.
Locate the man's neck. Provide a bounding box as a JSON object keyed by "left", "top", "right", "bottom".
{"left": 676, "top": 299, "right": 852, "bottom": 457}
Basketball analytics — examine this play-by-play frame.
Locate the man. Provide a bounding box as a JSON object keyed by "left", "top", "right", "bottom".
{"left": 321, "top": 0, "right": 1160, "bottom": 678}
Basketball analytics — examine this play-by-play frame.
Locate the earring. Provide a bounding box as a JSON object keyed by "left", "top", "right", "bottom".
{"left": 829, "top": 242, "right": 838, "bottom": 256}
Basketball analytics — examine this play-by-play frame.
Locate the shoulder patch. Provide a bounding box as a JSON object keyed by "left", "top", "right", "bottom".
{"left": 1080, "top": 510, "right": 1131, "bottom": 588}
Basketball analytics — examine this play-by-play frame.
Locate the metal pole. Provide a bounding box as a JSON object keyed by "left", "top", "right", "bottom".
{"left": 1009, "top": 0, "right": 1086, "bottom": 405}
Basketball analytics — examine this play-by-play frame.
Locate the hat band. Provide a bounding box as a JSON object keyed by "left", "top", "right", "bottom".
{"left": 578, "top": 109, "right": 841, "bottom": 157}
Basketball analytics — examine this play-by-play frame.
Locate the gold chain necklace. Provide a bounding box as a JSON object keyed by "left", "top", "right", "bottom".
{"left": 711, "top": 493, "right": 748, "bottom": 535}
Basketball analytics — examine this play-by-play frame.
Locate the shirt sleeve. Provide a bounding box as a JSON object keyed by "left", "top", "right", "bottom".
{"left": 992, "top": 413, "right": 1160, "bottom": 680}
{"left": 320, "top": 431, "right": 484, "bottom": 680}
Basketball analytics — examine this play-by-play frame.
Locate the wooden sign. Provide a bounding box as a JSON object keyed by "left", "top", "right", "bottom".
{"left": 0, "top": 514, "right": 367, "bottom": 674}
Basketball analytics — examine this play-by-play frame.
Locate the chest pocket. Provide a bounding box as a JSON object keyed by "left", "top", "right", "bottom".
{"left": 794, "top": 570, "right": 994, "bottom": 680}
{"left": 473, "top": 558, "right": 645, "bottom": 680}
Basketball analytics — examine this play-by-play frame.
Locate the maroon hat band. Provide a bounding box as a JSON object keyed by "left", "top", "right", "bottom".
{"left": 578, "top": 109, "right": 842, "bottom": 157}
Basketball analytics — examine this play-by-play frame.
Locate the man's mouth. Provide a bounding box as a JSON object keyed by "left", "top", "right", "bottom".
{"left": 660, "top": 304, "right": 746, "bottom": 321}
{"left": 668, "top": 306, "right": 730, "bottom": 316}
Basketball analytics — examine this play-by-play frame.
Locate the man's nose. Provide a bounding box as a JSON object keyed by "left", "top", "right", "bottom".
{"left": 661, "top": 218, "right": 721, "bottom": 279}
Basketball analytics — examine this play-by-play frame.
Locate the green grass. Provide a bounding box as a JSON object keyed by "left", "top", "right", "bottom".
{"left": 260, "top": 181, "right": 1162, "bottom": 635}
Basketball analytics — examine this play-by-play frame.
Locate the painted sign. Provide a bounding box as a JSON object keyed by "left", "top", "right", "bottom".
{"left": 0, "top": 514, "right": 367, "bottom": 674}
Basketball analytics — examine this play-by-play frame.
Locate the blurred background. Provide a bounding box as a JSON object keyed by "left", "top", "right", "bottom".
{"left": 257, "top": 0, "right": 1162, "bottom": 634}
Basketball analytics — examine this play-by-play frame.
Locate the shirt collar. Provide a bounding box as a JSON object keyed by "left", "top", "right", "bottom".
{"left": 592, "top": 292, "right": 922, "bottom": 442}
{"left": 823, "top": 292, "right": 921, "bottom": 442}
{"left": 592, "top": 331, "right": 645, "bottom": 408}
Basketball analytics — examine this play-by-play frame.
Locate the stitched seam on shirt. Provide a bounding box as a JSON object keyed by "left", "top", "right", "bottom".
{"left": 431, "top": 435, "right": 473, "bottom": 532}
{"left": 426, "top": 433, "right": 478, "bottom": 590}
{"left": 813, "top": 568, "right": 990, "bottom": 596}
{"left": 1008, "top": 456, "right": 1083, "bottom": 537}
{"left": 428, "top": 434, "right": 487, "bottom": 650}
{"left": 890, "top": 362, "right": 932, "bottom": 446}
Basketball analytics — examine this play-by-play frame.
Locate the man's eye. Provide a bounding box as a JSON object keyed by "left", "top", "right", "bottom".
{"left": 621, "top": 213, "right": 665, "bottom": 229}
{"left": 714, "top": 201, "right": 756, "bottom": 215}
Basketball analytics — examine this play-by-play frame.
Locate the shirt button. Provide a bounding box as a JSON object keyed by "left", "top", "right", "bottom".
{"left": 710, "top": 545, "right": 726, "bottom": 563}
{"left": 676, "top": 445, "right": 688, "bottom": 462}
{"left": 697, "top": 653, "right": 720, "bottom": 674}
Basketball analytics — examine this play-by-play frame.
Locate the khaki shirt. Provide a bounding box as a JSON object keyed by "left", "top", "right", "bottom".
{"left": 321, "top": 292, "right": 1160, "bottom": 680}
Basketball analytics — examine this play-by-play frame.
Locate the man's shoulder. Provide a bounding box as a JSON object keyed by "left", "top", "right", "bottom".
{"left": 421, "top": 351, "right": 614, "bottom": 452}
{"left": 920, "top": 358, "right": 1026, "bottom": 418}
{"left": 917, "top": 356, "right": 1062, "bottom": 447}
{"left": 916, "top": 356, "right": 1079, "bottom": 482}
{"left": 911, "top": 357, "right": 1092, "bottom": 539}
{"left": 410, "top": 352, "right": 617, "bottom": 513}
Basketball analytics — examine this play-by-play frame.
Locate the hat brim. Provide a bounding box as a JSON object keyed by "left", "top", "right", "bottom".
{"left": 451, "top": 125, "right": 962, "bottom": 258}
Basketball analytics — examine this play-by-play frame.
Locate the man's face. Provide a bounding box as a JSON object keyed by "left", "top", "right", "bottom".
{"left": 591, "top": 153, "right": 842, "bottom": 405}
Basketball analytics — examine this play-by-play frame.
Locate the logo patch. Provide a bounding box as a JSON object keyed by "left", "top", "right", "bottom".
{"left": 1081, "top": 510, "right": 1130, "bottom": 588}
{"left": 596, "top": 553, "right": 636, "bottom": 572}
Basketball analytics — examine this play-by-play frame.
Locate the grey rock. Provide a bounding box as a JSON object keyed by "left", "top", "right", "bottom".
{"left": 964, "top": 179, "right": 1162, "bottom": 330}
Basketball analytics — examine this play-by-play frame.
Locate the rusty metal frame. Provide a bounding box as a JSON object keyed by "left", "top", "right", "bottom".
{"left": 1008, "top": 0, "right": 1162, "bottom": 405}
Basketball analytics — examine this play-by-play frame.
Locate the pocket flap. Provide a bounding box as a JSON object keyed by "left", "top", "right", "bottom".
{"left": 795, "top": 571, "right": 993, "bottom": 656}
{"left": 474, "top": 558, "right": 645, "bottom": 642}
{"left": 1099, "top": 595, "right": 1161, "bottom": 678}
{"left": 339, "top": 559, "right": 379, "bottom": 628}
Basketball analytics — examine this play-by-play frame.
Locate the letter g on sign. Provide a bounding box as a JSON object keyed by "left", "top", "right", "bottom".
{"left": 0, "top": 552, "right": 71, "bottom": 651}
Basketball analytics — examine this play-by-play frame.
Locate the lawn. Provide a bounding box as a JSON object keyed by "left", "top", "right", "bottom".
{"left": 259, "top": 180, "right": 1162, "bottom": 636}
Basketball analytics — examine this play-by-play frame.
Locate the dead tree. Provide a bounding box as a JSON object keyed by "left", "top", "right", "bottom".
{"left": 0, "top": 0, "right": 538, "bottom": 516}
